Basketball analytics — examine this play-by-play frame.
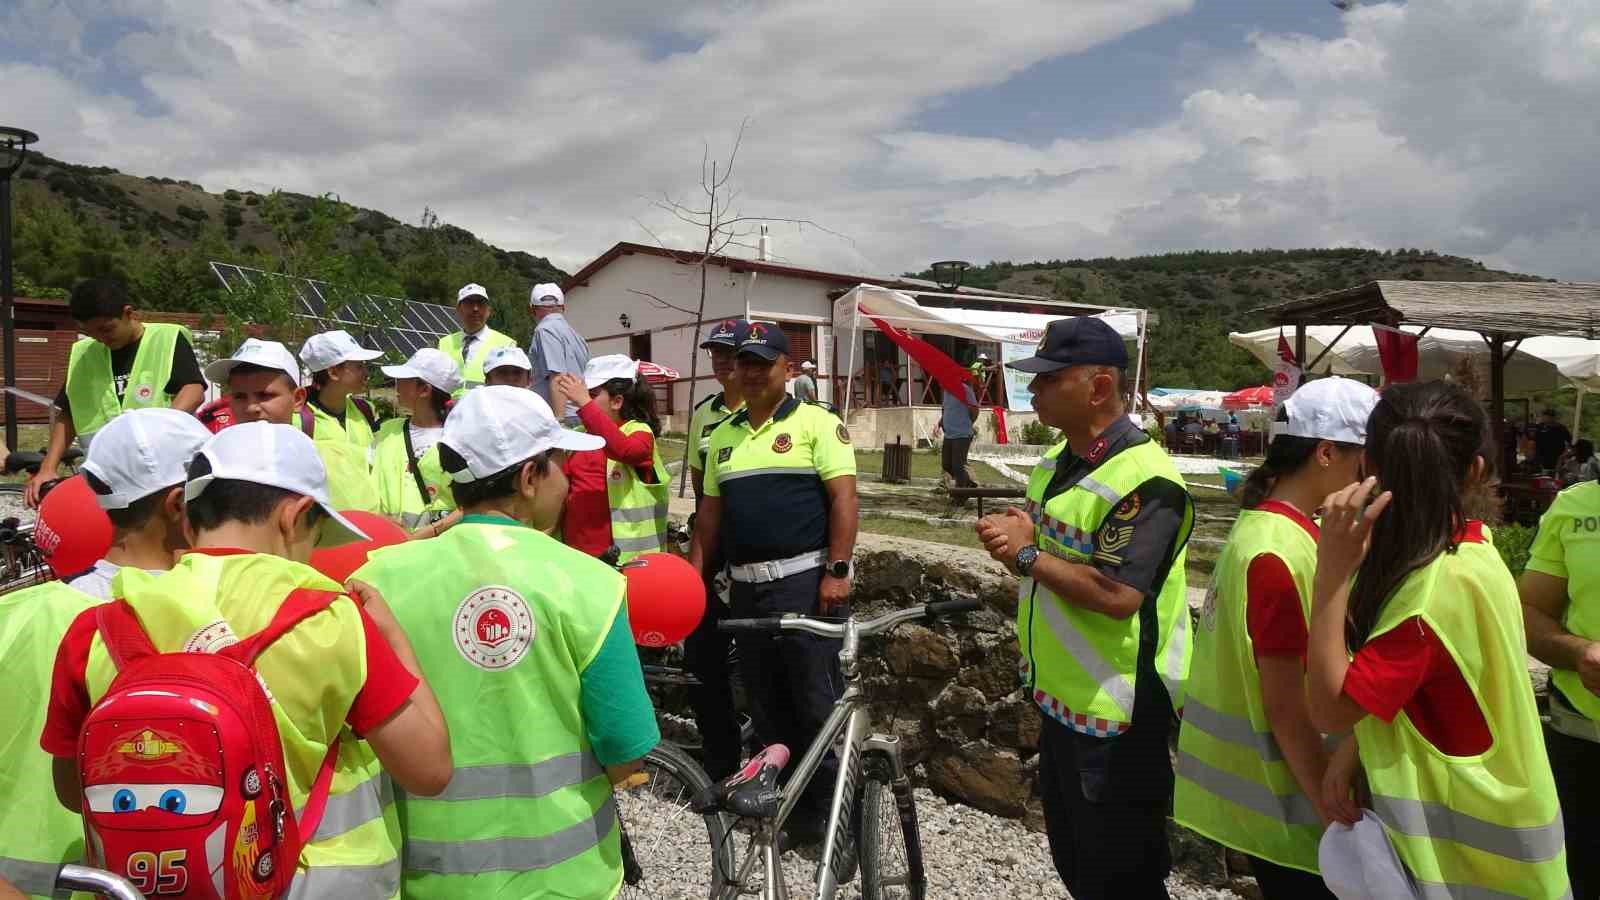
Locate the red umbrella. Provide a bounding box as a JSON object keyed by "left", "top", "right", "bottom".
{"left": 1222, "top": 385, "right": 1275, "bottom": 410}
{"left": 638, "top": 361, "right": 679, "bottom": 383}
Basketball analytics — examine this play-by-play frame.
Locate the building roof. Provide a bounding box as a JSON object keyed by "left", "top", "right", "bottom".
{"left": 1256, "top": 280, "right": 1600, "bottom": 339}
{"left": 563, "top": 241, "right": 1050, "bottom": 302}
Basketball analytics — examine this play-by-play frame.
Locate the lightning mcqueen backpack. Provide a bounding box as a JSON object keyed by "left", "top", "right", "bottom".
{"left": 77, "top": 590, "right": 342, "bottom": 899}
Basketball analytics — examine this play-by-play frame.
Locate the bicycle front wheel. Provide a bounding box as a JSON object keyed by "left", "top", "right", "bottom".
{"left": 616, "top": 741, "right": 734, "bottom": 900}
{"left": 858, "top": 759, "right": 926, "bottom": 900}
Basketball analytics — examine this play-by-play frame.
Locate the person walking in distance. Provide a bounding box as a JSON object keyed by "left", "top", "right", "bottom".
{"left": 350, "top": 387, "right": 658, "bottom": 899}
{"left": 793, "top": 360, "right": 818, "bottom": 402}
{"left": 975, "top": 316, "right": 1194, "bottom": 900}
{"left": 527, "top": 283, "right": 591, "bottom": 424}
{"left": 27, "top": 276, "right": 206, "bottom": 507}
{"left": 1174, "top": 378, "right": 1378, "bottom": 899}
{"left": 1522, "top": 446, "right": 1600, "bottom": 896}
{"left": 1307, "top": 381, "right": 1568, "bottom": 898}
{"left": 437, "top": 283, "right": 516, "bottom": 394}
{"left": 690, "top": 321, "right": 859, "bottom": 848}
{"left": 938, "top": 376, "right": 980, "bottom": 492}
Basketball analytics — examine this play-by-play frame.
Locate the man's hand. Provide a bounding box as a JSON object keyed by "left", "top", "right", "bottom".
{"left": 23, "top": 470, "right": 54, "bottom": 509}
{"left": 819, "top": 573, "right": 850, "bottom": 614}
{"left": 1577, "top": 641, "right": 1600, "bottom": 697}
{"left": 977, "top": 506, "right": 1034, "bottom": 572}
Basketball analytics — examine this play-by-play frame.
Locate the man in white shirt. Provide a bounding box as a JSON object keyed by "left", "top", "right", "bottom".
{"left": 68, "top": 408, "right": 213, "bottom": 599}
{"left": 438, "top": 283, "right": 516, "bottom": 392}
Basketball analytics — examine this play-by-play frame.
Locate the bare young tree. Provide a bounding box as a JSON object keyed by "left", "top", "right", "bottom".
{"left": 634, "top": 118, "right": 849, "bottom": 495}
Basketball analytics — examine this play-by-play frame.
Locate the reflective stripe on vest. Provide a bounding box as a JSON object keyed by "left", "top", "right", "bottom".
{"left": 299, "top": 771, "right": 392, "bottom": 841}
{"left": 434, "top": 755, "right": 605, "bottom": 801}
{"left": 1353, "top": 532, "right": 1568, "bottom": 898}
{"left": 1017, "top": 438, "right": 1193, "bottom": 733}
{"left": 1173, "top": 507, "right": 1323, "bottom": 872}
{"left": 0, "top": 857, "right": 63, "bottom": 898}
{"left": 286, "top": 859, "right": 402, "bottom": 900}
{"left": 718, "top": 464, "right": 817, "bottom": 483}
{"left": 404, "top": 796, "right": 617, "bottom": 875}
{"left": 607, "top": 420, "right": 670, "bottom": 563}
{"left": 64, "top": 323, "right": 189, "bottom": 437}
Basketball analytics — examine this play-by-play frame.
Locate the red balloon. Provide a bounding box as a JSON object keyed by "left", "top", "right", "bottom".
{"left": 35, "top": 474, "right": 115, "bottom": 578}
{"left": 308, "top": 511, "right": 410, "bottom": 584}
{"left": 620, "top": 552, "right": 706, "bottom": 647}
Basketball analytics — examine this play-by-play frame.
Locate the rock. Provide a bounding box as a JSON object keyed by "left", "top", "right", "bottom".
{"left": 933, "top": 683, "right": 989, "bottom": 717}
{"left": 989, "top": 694, "right": 1043, "bottom": 751}
{"left": 885, "top": 623, "right": 961, "bottom": 677}
{"left": 1168, "top": 821, "right": 1230, "bottom": 887}
{"left": 926, "top": 740, "right": 1032, "bottom": 817}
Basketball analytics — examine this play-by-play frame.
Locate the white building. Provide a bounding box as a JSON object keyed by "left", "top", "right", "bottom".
{"left": 561, "top": 240, "right": 1136, "bottom": 445}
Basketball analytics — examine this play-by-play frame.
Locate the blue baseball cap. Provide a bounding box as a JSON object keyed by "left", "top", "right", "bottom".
{"left": 700, "top": 318, "right": 747, "bottom": 350}
{"left": 1007, "top": 316, "right": 1127, "bottom": 374}
{"left": 736, "top": 321, "right": 789, "bottom": 361}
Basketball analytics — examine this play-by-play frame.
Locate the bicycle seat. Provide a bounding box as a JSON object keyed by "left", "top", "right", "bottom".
{"left": 1, "top": 450, "right": 43, "bottom": 475}
{"left": 700, "top": 744, "right": 790, "bottom": 819}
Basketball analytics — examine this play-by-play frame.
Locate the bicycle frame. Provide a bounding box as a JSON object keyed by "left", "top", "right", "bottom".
{"left": 717, "top": 608, "right": 923, "bottom": 900}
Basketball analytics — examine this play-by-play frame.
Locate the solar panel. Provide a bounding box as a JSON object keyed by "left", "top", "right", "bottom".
{"left": 208, "top": 261, "right": 459, "bottom": 360}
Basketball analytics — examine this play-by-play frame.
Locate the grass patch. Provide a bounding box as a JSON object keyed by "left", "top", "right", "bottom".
{"left": 859, "top": 515, "right": 984, "bottom": 551}
{"left": 853, "top": 449, "right": 1011, "bottom": 486}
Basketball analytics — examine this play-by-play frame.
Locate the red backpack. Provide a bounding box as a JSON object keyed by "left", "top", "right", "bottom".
{"left": 77, "top": 590, "right": 343, "bottom": 899}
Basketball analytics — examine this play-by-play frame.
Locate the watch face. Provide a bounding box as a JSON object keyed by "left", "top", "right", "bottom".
{"left": 829, "top": 561, "right": 850, "bottom": 578}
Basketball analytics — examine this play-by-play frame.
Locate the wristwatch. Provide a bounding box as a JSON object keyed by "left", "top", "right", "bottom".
{"left": 1014, "top": 544, "right": 1041, "bottom": 578}
{"left": 826, "top": 559, "right": 852, "bottom": 579}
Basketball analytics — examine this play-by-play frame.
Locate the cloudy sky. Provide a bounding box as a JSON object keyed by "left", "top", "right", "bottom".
{"left": 5, "top": 0, "right": 1599, "bottom": 280}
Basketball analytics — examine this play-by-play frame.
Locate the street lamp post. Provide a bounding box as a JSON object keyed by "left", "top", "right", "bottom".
{"left": 0, "top": 126, "right": 39, "bottom": 452}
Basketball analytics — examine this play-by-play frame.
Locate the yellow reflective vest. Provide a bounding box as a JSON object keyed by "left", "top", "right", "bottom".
{"left": 1354, "top": 527, "right": 1567, "bottom": 898}
{"left": 0, "top": 582, "right": 99, "bottom": 899}
{"left": 1175, "top": 507, "right": 1323, "bottom": 873}
{"left": 1527, "top": 481, "right": 1600, "bottom": 722}
{"left": 353, "top": 516, "right": 628, "bottom": 899}
{"left": 65, "top": 323, "right": 190, "bottom": 440}
{"left": 1018, "top": 437, "right": 1193, "bottom": 733}
{"left": 437, "top": 329, "right": 516, "bottom": 392}
{"left": 607, "top": 420, "right": 670, "bottom": 562}
{"left": 370, "top": 418, "right": 455, "bottom": 529}
{"left": 94, "top": 554, "right": 404, "bottom": 898}
{"left": 308, "top": 396, "right": 378, "bottom": 455}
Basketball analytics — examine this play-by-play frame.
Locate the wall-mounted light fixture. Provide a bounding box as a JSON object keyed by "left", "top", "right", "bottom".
{"left": 619, "top": 313, "right": 632, "bottom": 329}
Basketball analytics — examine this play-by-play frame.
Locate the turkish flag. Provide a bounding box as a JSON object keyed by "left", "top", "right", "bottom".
{"left": 865, "top": 315, "right": 973, "bottom": 396}
{"left": 1373, "top": 324, "right": 1420, "bottom": 385}
{"left": 1273, "top": 329, "right": 1302, "bottom": 406}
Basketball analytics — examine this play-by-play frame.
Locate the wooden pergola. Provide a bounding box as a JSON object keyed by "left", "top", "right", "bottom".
{"left": 1256, "top": 280, "right": 1600, "bottom": 432}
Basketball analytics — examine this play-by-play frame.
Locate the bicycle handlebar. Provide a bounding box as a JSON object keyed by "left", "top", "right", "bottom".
{"left": 56, "top": 864, "right": 146, "bottom": 900}
{"left": 718, "top": 596, "right": 981, "bottom": 639}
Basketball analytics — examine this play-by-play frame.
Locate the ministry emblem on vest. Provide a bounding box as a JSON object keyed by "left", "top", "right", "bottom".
{"left": 454, "top": 586, "right": 535, "bottom": 671}
{"left": 772, "top": 433, "right": 793, "bottom": 454}
{"left": 132, "top": 384, "right": 155, "bottom": 403}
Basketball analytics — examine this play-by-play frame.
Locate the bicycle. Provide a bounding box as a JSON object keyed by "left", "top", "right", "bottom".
{"left": 702, "top": 595, "right": 980, "bottom": 900}
{"left": 53, "top": 863, "right": 145, "bottom": 899}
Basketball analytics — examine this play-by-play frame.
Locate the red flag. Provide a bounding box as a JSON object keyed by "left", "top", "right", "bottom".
{"left": 1273, "top": 328, "right": 1302, "bottom": 405}
{"left": 993, "top": 407, "right": 1008, "bottom": 444}
{"left": 1276, "top": 330, "right": 1298, "bottom": 366}
{"left": 1372, "top": 324, "right": 1419, "bottom": 384}
{"left": 865, "top": 315, "right": 973, "bottom": 396}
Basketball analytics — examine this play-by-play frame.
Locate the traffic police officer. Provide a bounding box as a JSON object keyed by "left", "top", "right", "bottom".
{"left": 977, "top": 316, "right": 1194, "bottom": 900}
{"left": 682, "top": 317, "right": 748, "bottom": 781}
{"left": 690, "top": 321, "right": 858, "bottom": 845}
{"left": 1523, "top": 476, "right": 1600, "bottom": 897}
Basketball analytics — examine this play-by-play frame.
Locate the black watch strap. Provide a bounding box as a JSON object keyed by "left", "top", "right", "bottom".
{"left": 1015, "top": 544, "right": 1041, "bottom": 577}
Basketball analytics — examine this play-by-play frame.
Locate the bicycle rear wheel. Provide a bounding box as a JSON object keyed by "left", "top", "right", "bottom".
{"left": 616, "top": 741, "right": 734, "bottom": 900}
{"left": 858, "top": 754, "right": 926, "bottom": 900}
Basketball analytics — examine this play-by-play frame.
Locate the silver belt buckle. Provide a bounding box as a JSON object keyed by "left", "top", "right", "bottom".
{"left": 761, "top": 560, "right": 780, "bottom": 582}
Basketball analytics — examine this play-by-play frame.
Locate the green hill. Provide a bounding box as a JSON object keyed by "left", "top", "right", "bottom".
{"left": 909, "top": 250, "right": 1550, "bottom": 390}
{"left": 9, "top": 153, "right": 566, "bottom": 342}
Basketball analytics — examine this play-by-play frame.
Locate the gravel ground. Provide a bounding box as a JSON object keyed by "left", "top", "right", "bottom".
{"left": 0, "top": 490, "right": 29, "bottom": 526}
{"left": 617, "top": 784, "right": 1245, "bottom": 899}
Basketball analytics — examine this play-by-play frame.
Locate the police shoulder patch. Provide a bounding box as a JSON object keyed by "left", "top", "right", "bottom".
{"left": 1112, "top": 494, "right": 1142, "bottom": 521}
{"left": 836, "top": 423, "right": 852, "bottom": 445}
{"left": 772, "top": 433, "right": 793, "bottom": 454}
{"left": 717, "top": 446, "right": 733, "bottom": 464}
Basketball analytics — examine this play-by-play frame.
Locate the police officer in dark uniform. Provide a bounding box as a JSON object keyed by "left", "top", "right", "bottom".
{"left": 690, "top": 322, "right": 859, "bottom": 847}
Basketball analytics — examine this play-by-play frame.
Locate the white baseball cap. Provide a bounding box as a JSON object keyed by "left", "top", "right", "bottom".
{"left": 381, "top": 348, "right": 463, "bottom": 395}
{"left": 530, "top": 283, "right": 565, "bottom": 307}
{"left": 83, "top": 408, "right": 213, "bottom": 510}
{"left": 457, "top": 283, "right": 489, "bottom": 305}
{"left": 204, "top": 338, "right": 304, "bottom": 388}
{"left": 1283, "top": 377, "right": 1379, "bottom": 445}
{"left": 440, "top": 386, "right": 604, "bottom": 483}
{"left": 299, "top": 330, "right": 384, "bottom": 373}
{"left": 184, "top": 422, "right": 369, "bottom": 545}
{"left": 800, "top": 360, "right": 816, "bottom": 371}
{"left": 584, "top": 354, "right": 640, "bottom": 389}
{"left": 483, "top": 345, "right": 533, "bottom": 374}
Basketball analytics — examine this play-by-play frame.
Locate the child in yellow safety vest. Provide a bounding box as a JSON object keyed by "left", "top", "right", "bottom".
{"left": 372, "top": 349, "right": 464, "bottom": 537}
{"left": 1306, "top": 381, "right": 1568, "bottom": 899}
{"left": 41, "top": 422, "right": 453, "bottom": 899}
{"left": 206, "top": 338, "right": 382, "bottom": 514}
{"left": 550, "top": 355, "right": 669, "bottom": 562}
{"left": 299, "top": 330, "right": 385, "bottom": 453}
{"left": 1174, "top": 378, "right": 1376, "bottom": 899}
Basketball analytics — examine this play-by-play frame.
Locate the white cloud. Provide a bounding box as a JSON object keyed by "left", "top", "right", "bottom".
{"left": 8, "top": 0, "right": 1600, "bottom": 283}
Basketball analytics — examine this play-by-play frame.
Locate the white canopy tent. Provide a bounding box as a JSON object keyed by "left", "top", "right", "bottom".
{"left": 833, "top": 284, "right": 1147, "bottom": 418}
{"left": 1229, "top": 326, "right": 1600, "bottom": 425}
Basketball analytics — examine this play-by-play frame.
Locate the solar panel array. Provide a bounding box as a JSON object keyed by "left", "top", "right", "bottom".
{"left": 209, "top": 262, "right": 460, "bottom": 358}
